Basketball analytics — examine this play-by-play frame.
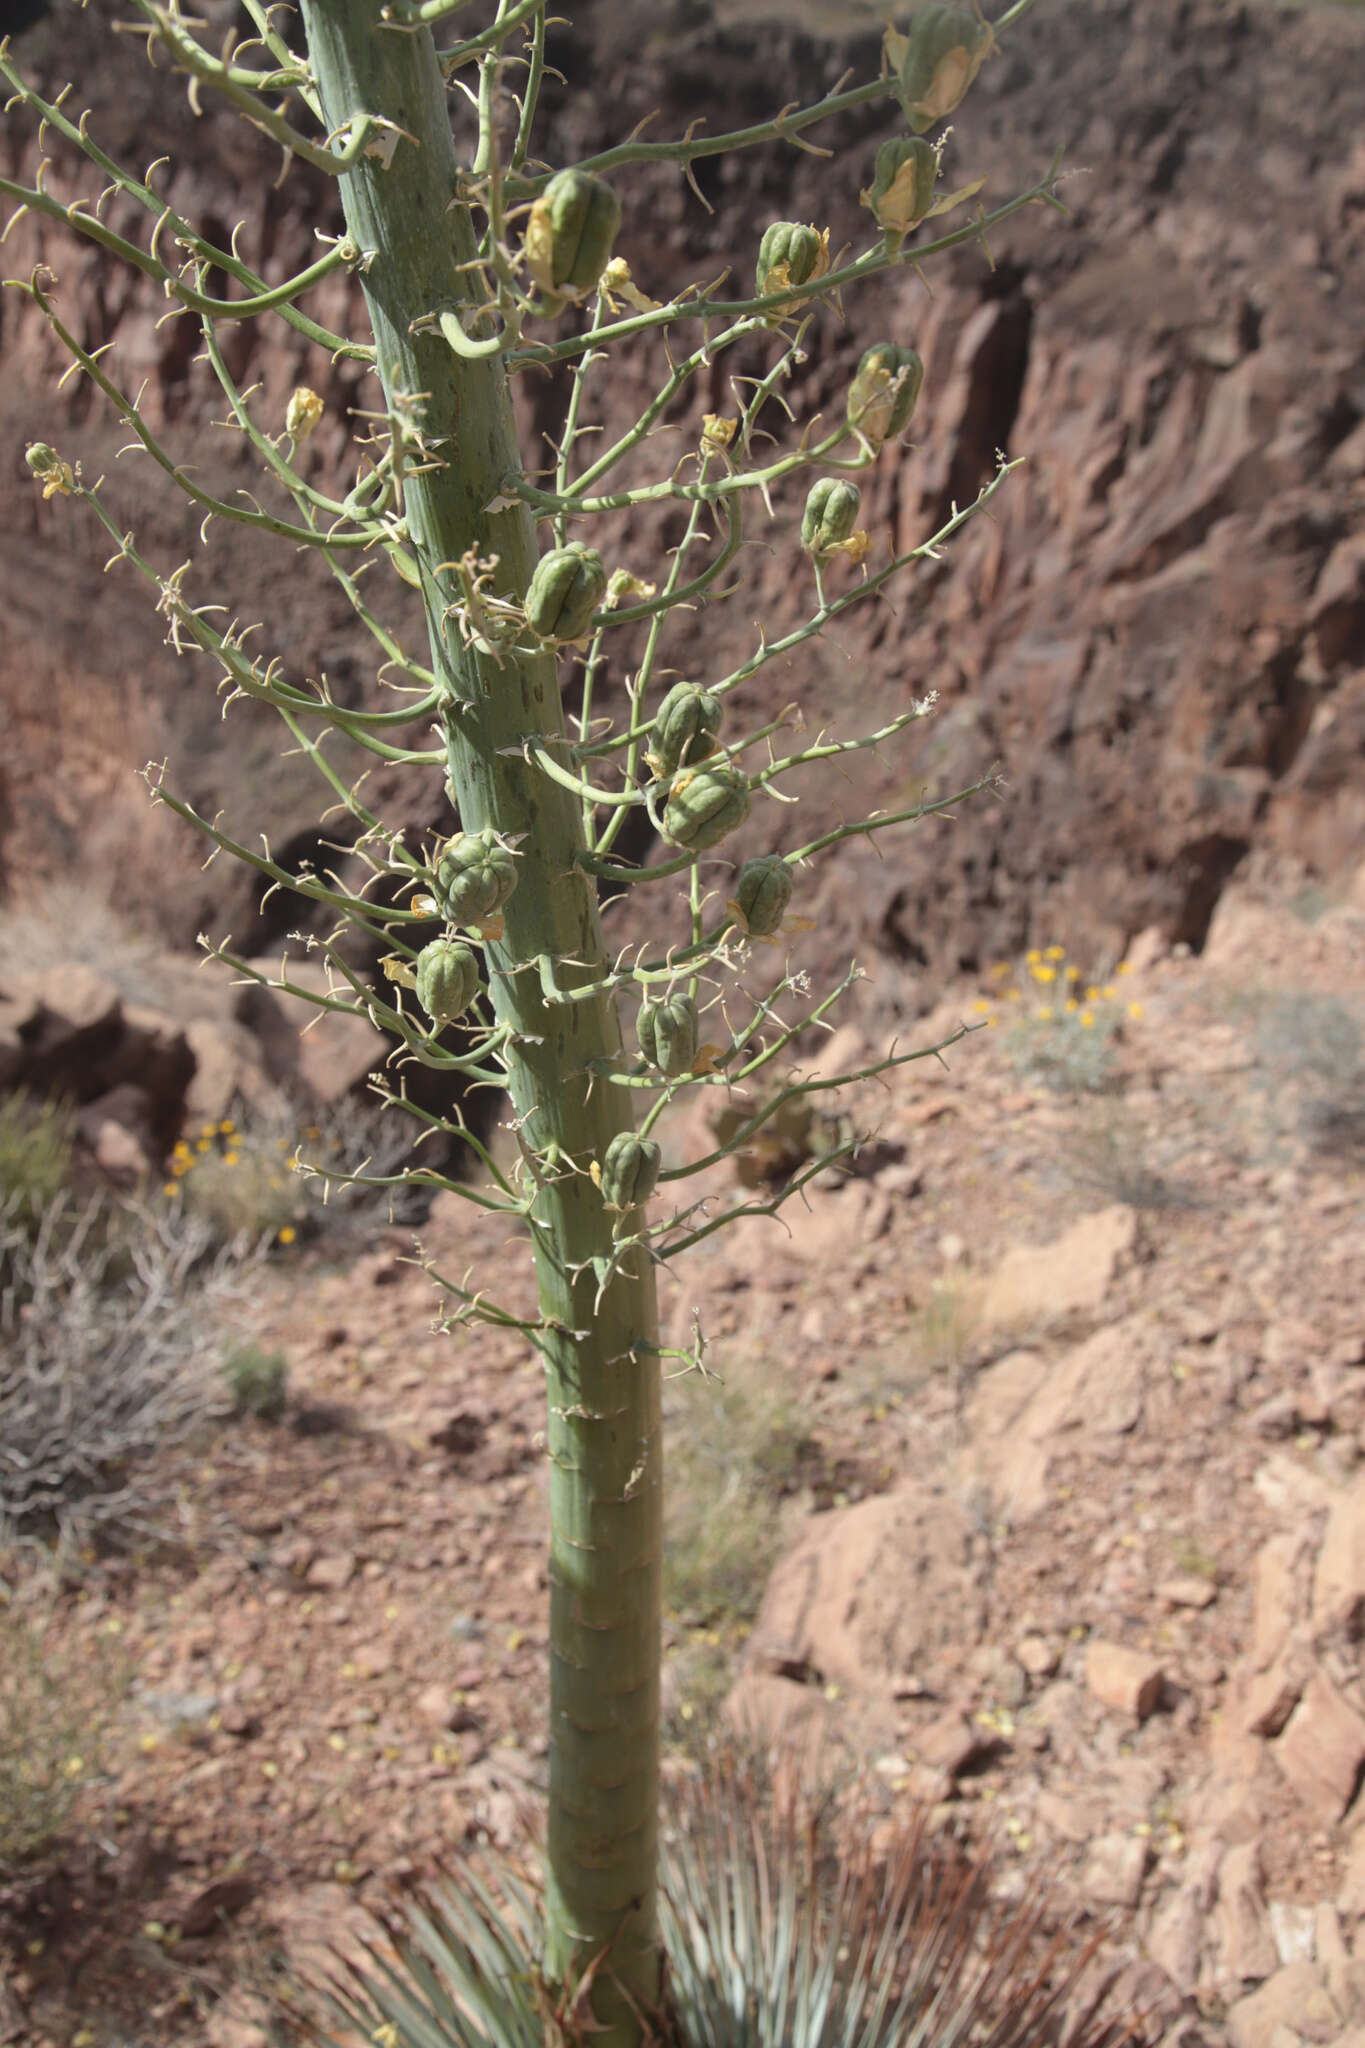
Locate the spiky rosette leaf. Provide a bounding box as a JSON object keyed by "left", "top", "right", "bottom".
{"left": 303, "top": 1857, "right": 547, "bottom": 2048}
{"left": 303, "top": 1755, "right": 1132, "bottom": 2048}
{"left": 659, "top": 1752, "right": 1135, "bottom": 2048}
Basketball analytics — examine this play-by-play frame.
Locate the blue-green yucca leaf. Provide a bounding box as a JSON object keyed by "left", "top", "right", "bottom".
{"left": 302, "top": 1863, "right": 547, "bottom": 2048}
{"left": 302, "top": 1755, "right": 1136, "bottom": 2048}
{"left": 657, "top": 1753, "right": 1137, "bottom": 2048}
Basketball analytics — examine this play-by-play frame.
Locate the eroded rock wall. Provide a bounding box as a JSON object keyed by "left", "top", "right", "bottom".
{"left": 2, "top": 0, "right": 1362, "bottom": 1001}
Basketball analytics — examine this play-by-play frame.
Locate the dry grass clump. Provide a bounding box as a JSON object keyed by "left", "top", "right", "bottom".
{"left": 0, "top": 1091, "right": 76, "bottom": 1239}
{"left": 0, "top": 1601, "right": 116, "bottom": 1870}
{"left": 663, "top": 1356, "right": 814, "bottom": 1631}
{"left": 224, "top": 1339, "right": 290, "bottom": 1422}
{"left": 661, "top": 1358, "right": 814, "bottom": 1740}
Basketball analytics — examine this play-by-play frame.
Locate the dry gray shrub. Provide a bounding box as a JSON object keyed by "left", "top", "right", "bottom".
{"left": 1250, "top": 990, "right": 1365, "bottom": 1162}
{"left": 0, "top": 1198, "right": 257, "bottom": 1542}
{"left": 1052, "top": 1101, "right": 1202, "bottom": 1213}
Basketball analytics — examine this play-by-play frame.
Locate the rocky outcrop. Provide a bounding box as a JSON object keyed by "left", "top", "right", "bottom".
{"left": 0, "top": 951, "right": 387, "bottom": 1179}
{"left": 1, "top": 0, "right": 1362, "bottom": 1004}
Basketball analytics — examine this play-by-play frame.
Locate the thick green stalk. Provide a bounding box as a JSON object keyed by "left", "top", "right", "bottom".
{"left": 297, "top": 4, "right": 662, "bottom": 2035}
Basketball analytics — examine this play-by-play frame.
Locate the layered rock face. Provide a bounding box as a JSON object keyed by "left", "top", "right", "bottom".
{"left": 2, "top": 0, "right": 1362, "bottom": 1002}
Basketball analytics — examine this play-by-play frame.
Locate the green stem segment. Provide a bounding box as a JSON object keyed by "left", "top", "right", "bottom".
{"left": 296, "top": 4, "right": 661, "bottom": 2035}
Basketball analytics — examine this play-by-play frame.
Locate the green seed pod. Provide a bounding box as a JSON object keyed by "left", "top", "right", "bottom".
{"left": 890, "top": 6, "right": 996, "bottom": 133}
{"left": 731, "top": 855, "right": 793, "bottom": 938}
{"left": 647, "top": 682, "right": 724, "bottom": 779}
{"left": 846, "top": 343, "right": 924, "bottom": 450}
{"left": 597, "top": 1130, "right": 662, "bottom": 1211}
{"left": 860, "top": 136, "right": 940, "bottom": 237}
{"left": 525, "top": 543, "right": 608, "bottom": 643}
{"left": 662, "top": 764, "right": 751, "bottom": 852}
{"left": 755, "top": 221, "right": 830, "bottom": 305}
{"left": 433, "top": 829, "right": 519, "bottom": 926}
{"left": 524, "top": 168, "right": 622, "bottom": 302}
{"left": 414, "top": 938, "right": 481, "bottom": 1027}
{"left": 801, "top": 479, "right": 862, "bottom": 557}
{"left": 637, "top": 994, "right": 700, "bottom": 1078}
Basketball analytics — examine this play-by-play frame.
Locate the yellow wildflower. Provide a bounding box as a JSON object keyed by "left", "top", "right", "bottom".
{"left": 278, "top": 1225, "right": 297, "bottom": 1246}
{"left": 1079, "top": 1010, "right": 1095, "bottom": 1028}
{"left": 1030, "top": 964, "right": 1057, "bottom": 984}
{"left": 1127, "top": 1002, "right": 1143, "bottom": 1021}
{"left": 1044, "top": 944, "right": 1065, "bottom": 960}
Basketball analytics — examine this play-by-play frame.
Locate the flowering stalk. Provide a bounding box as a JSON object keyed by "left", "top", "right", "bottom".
{"left": 293, "top": 2, "right": 665, "bottom": 2023}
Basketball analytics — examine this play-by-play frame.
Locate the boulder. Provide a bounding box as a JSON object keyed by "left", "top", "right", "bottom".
{"left": 963, "top": 1314, "right": 1153, "bottom": 1519}
{"left": 742, "top": 1482, "right": 984, "bottom": 1736}
{"left": 1272, "top": 1672, "right": 1365, "bottom": 1828}
{"left": 979, "top": 1205, "right": 1138, "bottom": 1332}
{"left": 236, "top": 958, "right": 386, "bottom": 1103}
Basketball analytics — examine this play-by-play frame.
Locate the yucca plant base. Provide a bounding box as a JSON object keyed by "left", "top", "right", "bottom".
{"left": 315, "top": 1761, "right": 1131, "bottom": 2048}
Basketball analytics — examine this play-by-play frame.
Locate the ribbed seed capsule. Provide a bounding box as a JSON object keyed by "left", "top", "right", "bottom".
{"left": 637, "top": 994, "right": 700, "bottom": 1078}
{"left": 433, "top": 829, "right": 519, "bottom": 927}
{"left": 860, "top": 137, "right": 940, "bottom": 238}
{"left": 596, "top": 1131, "right": 662, "bottom": 1211}
{"left": 731, "top": 856, "right": 793, "bottom": 938}
{"left": 414, "top": 939, "right": 480, "bottom": 1027}
{"left": 525, "top": 543, "right": 608, "bottom": 643}
{"left": 754, "top": 221, "right": 830, "bottom": 311}
{"left": 846, "top": 343, "right": 924, "bottom": 450}
{"left": 801, "top": 479, "right": 862, "bottom": 557}
{"left": 647, "top": 682, "right": 724, "bottom": 779}
{"left": 524, "top": 168, "right": 622, "bottom": 303}
{"left": 887, "top": 6, "right": 996, "bottom": 133}
{"left": 661, "top": 764, "right": 751, "bottom": 852}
